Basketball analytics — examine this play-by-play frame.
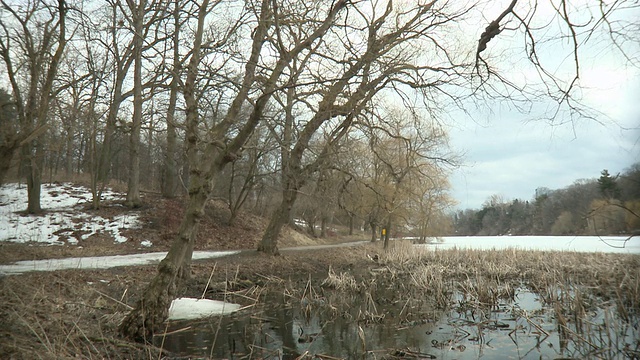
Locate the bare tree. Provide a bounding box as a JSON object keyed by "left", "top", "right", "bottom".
{"left": 258, "top": 0, "right": 467, "bottom": 254}
{"left": 49, "top": 52, "right": 91, "bottom": 180}
{"left": 120, "top": 0, "right": 169, "bottom": 207}
{"left": 115, "top": 0, "right": 640, "bottom": 343}
{"left": 0, "top": 0, "right": 68, "bottom": 212}
{"left": 119, "top": 0, "right": 350, "bottom": 341}
{"left": 160, "top": 0, "right": 182, "bottom": 198}
{"left": 124, "top": 0, "right": 146, "bottom": 207}
{"left": 223, "top": 125, "right": 277, "bottom": 224}
{"left": 82, "top": 0, "right": 136, "bottom": 208}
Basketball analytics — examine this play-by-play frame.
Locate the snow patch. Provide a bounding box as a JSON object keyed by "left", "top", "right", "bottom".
{"left": 168, "top": 297, "right": 241, "bottom": 320}
{"left": 0, "top": 182, "right": 139, "bottom": 245}
{"left": 0, "top": 250, "right": 240, "bottom": 275}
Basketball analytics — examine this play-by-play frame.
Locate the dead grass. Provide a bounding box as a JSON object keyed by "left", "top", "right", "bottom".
{"left": 0, "top": 268, "right": 165, "bottom": 359}
{"left": 352, "top": 242, "right": 639, "bottom": 358}
{"left": 321, "top": 266, "right": 358, "bottom": 291}
{"left": 1, "top": 238, "right": 638, "bottom": 359}
{"left": 377, "top": 242, "right": 638, "bottom": 298}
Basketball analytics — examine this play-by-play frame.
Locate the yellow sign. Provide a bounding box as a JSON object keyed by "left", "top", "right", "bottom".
{"left": 381, "top": 228, "right": 386, "bottom": 236}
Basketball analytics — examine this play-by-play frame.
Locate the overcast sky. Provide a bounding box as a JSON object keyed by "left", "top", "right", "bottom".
{"left": 449, "top": 71, "right": 640, "bottom": 210}
{"left": 442, "top": 0, "right": 640, "bottom": 210}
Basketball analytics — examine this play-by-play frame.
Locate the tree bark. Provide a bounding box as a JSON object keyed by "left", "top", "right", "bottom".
{"left": 161, "top": 0, "right": 180, "bottom": 198}
{"left": 258, "top": 187, "right": 298, "bottom": 255}
{"left": 23, "top": 142, "right": 43, "bottom": 213}
{"left": 126, "top": 0, "right": 144, "bottom": 208}
{"left": 118, "top": 182, "right": 208, "bottom": 341}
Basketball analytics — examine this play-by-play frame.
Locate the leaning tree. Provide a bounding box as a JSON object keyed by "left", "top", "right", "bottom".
{"left": 118, "top": 0, "right": 639, "bottom": 341}
{"left": 119, "top": 0, "right": 353, "bottom": 341}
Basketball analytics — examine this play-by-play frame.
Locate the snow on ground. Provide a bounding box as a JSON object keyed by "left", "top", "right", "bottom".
{"left": 0, "top": 182, "right": 139, "bottom": 245}
{"left": 417, "top": 235, "right": 640, "bottom": 254}
{"left": 0, "top": 182, "right": 242, "bottom": 275}
{"left": 167, "top": 298, "right": 242, "bottom": 320}
{"left": 0, "top": 250, "right": 241, "bottom": 275}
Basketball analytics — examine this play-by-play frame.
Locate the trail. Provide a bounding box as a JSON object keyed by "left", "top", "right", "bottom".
{"left": 0, "top": 241, "right": 370, "bottom": 275}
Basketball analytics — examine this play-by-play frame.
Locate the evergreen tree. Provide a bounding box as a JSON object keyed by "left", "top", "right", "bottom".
{"left": 598, "top": 170, "right": 621, "bottom": 199}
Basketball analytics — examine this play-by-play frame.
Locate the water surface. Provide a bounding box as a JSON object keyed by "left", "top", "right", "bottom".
{"left": 155, "top": 288, "right": 638, "bottom": 359}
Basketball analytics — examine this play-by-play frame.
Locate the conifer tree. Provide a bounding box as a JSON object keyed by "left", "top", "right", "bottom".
{"left": 597, "top": 170, "right": 621, "bottom": 199}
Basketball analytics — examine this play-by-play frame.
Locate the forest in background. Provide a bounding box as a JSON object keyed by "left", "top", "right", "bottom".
{"left": 450, "top": 165, "right": 640, "bottom": 236}
{"left": 0, "top": 0, "right": 466, "bottom": 250}
{"left": 1, "top": 1, "right": 638, "bottom": 252}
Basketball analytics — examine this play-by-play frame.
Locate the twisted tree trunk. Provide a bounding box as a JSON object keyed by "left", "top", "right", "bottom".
{"left": 118, "top": 181, "right": 209, "bottom": 341}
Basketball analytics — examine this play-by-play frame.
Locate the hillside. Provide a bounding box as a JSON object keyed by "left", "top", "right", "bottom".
{"left": 0, "top": 182, "right": 359, "bottom": 264}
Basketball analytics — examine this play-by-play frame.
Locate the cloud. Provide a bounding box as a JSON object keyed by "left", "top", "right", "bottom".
{"left": 449, "top": 92, "right": 639, "bottom": 209}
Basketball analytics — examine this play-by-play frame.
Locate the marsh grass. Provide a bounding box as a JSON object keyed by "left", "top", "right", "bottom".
{"left": 321, "top": 266, "right": 358, "bottom": 291}
{"left": 0, "top": 271, "right": 164, "bottom": 359}
{"left": 309, "top": 241, "right": 640, "bottom": 358}
{"left": 147, "top": 245, "right": 640, "bottom": 358}
{"left": 373, "top": 241, "right": 639, "bottom": 307}
{"left": 2, "top": 242, "right": 638, "bottom": 359}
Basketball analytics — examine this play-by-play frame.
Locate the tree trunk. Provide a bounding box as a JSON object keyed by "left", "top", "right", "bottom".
{"left": 126, "top": 0, "right": 144, "bottom": 208}
{"left": 258, "top": 187, "right": 298, "bottom": 255}
{"left": 92, "top": 78, "right": 122, "bottom": 209}
{"left": 162, "top": 97, "right": 178, "bottom": 198}
{"left": 119, "top": 183, "right": 208, "bottom": 341}
{"left": 370, "top": 222, "right": 377, "bottom": 242}
{"left": 23, "top": 142, "right": 42, "bottom": 214}
{"left": 383, "top": 219, "right": 391, "bottom": 250}
{"left": 120, "top": 0, "right": 212, "bottom": 341}
{"left": 65, "top": 123, "right": 73, "bottom": 178}
{"left": 162, "top": 0, "right": 180, "bottom": 198}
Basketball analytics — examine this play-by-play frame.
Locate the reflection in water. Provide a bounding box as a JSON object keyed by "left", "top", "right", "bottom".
{"left": 155, "top": 292, "right": 440, "bottom": 359}
{"left": 154, "top": 288, "right": 639, "bottom": 359}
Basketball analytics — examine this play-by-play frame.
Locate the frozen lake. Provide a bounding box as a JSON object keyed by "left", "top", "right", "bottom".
{"left": 416, "top": 235, "right": 640, "bottom": 254}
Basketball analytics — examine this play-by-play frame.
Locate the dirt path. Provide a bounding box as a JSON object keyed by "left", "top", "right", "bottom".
{"left": 0, "top": 240, "right": 373, "bottom": 275}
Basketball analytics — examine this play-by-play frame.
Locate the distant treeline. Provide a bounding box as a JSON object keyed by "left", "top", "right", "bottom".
{"left": 450, "top": 163, "right": 640, "bottom": 236}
